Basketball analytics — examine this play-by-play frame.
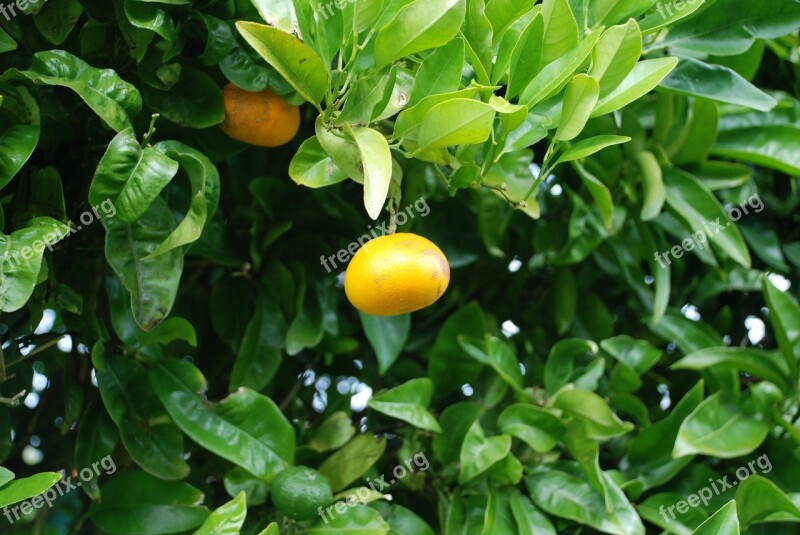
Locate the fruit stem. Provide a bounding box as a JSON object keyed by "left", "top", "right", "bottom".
{"left": 142, "top": 114, "right": 160, "bottom": 146}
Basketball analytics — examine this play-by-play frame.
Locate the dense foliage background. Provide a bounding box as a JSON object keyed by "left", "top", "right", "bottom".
{"left": 1, "top": 0, "right": 800, "bottom": 533}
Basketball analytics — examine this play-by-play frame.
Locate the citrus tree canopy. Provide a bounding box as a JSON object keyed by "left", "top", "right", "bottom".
{"left": 0, "top": 0, "right": 799, "bottom": 534}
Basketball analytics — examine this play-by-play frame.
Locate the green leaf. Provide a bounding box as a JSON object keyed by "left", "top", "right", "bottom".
{"left": 392, "top": 88, "right": 478, "bottom": 140}
{"left": 89, "top": 471, "right": 210, "bottom": 534}
{"left": 691, "top": 501, "right": 739, "bottom": 535}
{"left": 521, "top": 28, "right": 601, "bottom": 107}
{"left": 32, "top": 0, "right": 83, "bottom": 45}
{"left": 671, "top": 99, "right": 720, "bottom": 165}
{"left": 497, "top": 404, "right": 564, "bottom": 453}
{"left": 0, "top": 26, "right": 16, "bottom": 54}
{"left": 0, "top": 472, "right": 62, "bottom": 509}
{"left": 459, "top": 421, "right": 511, "bottom": 483}
{"left": 550, "top": 386, "right": 634, "bottom": 439}
{"left": 0, "top": 124, "right": 39, "bottom": 191}
{"left": 711, "top": 125, "right": 800, "bottom": 175}
{"left": 589, "top": 19, "right": 642, "bottom": 97}
{"left": 526, "top": 469, "right": 645, "bottom": 535}
{"left": 572, "top": 161, "right": 613, "bottom": 229}
{"left": 250, "top": 0, "right": 298, "bottom": 34}
{"left": 590, "top": 0, "right": 655, "bottom": 27}
{"left": 89, "top": 128, "right": 179, "bottom": 224}
{"left": 484, "top": 0, "right": 536, "bottom": 37}
{"left": 506, "top": 13, "right": 544, "bottom": 99}
{"left": 289, "top": 137, "right": 349, "bottom": 189}
{"left": 352, "top": 127, "right": 392, "bottom": 220}
{"left": 360, "top": 312, "right": 411, "bottom": 375}
{"left": 93, "top": 348, "right": 190, "bottom": 480}
{"left": 236, "top": 21, "right": 328, "bottom": 107}
{"left": 663, "top": 167, "right": 751, "bottom": 268}
{"left": 555, "top": 74, "right": 599, "bottom": 141}
{"left": 673, "top": 392, "right": 769, "bottom": 458}
{"left": 638, "top": 0, "right": 705, "bottom": 35}
{"left": 417, "top": 98, "right": 496, "bottom": 149}
{"left": 428, "top": 302, "right": 486, "bottom": 393}
{"left": 374, "top": 0, "right": 467, "bottom": 69}
{"left": 660, "top": 57, "right": 776, "bottom": 112}
{"left": 309, "top": 411, "right": 357, "bottom": 453}
{"left": 339, "top": 69, "right": 397, "bottom": 125}
{"left": 0, "top": 217, "right": 66, "bottom": 313}
{"left": 124, "top": 0, "right": 178, "bottom": 42}
{"left": 509, "top": 490, "right": 556, "bottom": 535}
{"left": 762, "top": 276, "right": 800, "bottom": 381}
{"left": 8, "top": 50, "right": 142, "bottom": 132}
{"left": 541, "top": 0, "right": 579, "bottom": 63}
{"left": 663, "top": 0, "right": 800, "bottom": 55}
{"left": 307, "top": 504, "right": 390, "bottom": 534}
{"left": 286, "top": 291, "right": 324, "bottom": 355}
{"left": 432, "top": 402, "right": 482, "bottom": 463}
{"left": 74, "top": 399, "right": 119, "bottom": 501}
{"left": 194, "top": 492, "right": 247, "bottom": 535}
{"left": 104, "top": 198, "right": 184, "bottom": 331}
{"left": 146, "top": 141, "right": 219, "bottom": 257}
{"left": 149, "top": 359, "right": 295, "bottom": 482}
{"left": 318, "top": 434, "right": 387, "bottom": 492}
{"left": 458, "top": 335, "right": 524, "bottom": 393}
{"left": 556, "top": 135, "right": 631, "bottom": 164}
{"left": 736, "top": 476, "right": 800, "bottom": 528}
{"left": 592, "top": 57, "right": 678, "bottom": 117}
{"left": 368, "top": 378, "right": 442, "bottom": 432}
{"left": 673, "top": 347, "right": 791, "bottom": 394}
{"left": 230, "top": 289, "right": 286, "bottom": 392}
{"left": 409, "top": 39, "right": 464, "bottom": 105}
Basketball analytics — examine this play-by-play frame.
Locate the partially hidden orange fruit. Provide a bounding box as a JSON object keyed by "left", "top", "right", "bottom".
{"left": 345, "top": 233, "right": 450, "bottom": 316}
{"left": 220, "top": 83, "right": 300, "bottom": 147}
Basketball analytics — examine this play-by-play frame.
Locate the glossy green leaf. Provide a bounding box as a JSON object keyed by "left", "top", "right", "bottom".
{"left": 360, "top": 312, "right": 410, "bottom": 375}
{"left": 506, "top": 13, "right": 543, "bottom": 99}
{"left": 194, "top": 492, "right": 247, "bottom": 535}
{"left": 459, "top": 421, "right": 511, "bottom": 483}
{"left": 0, "top": 472, "right": 62, "bottom": 509}
{"left": 541, "top": 0, "right": 579, "bottom": 63}
{"left": 289, "top": 137, "right": 349, "bottom": 189}
{"left": 711, "top": 126, "right": 800, "bottom": 175}
{"left": 236, "top": 21, "right": 328, "bottom": 107}
{"left": 368, "top": 378, "right": 441, "bottom": 432}
{"left": 93, "top": 348, "right": 190, "bottom": 480}
{"left": 673, "top": 347, "right": 790, "bottom": 394}
{"left": 592, "top": 57, "right": 678, "bottom": 117}
{"left": 497, "top": 403, "right": 564, "bottom": 452}
{"left": 550, "top": 386, "right": 634, "bottom": 439}
{"left": 557, "top": 135, "right": 631, "bottom": 163}
{"left": 307, "top": 504, "right": 390, "bottom": 534}
{"left": 149, "top": 359, "right": 295, "bottom": 482}
{"left": 589, "top": 19, "right": 642, "bottom": 97}
{"left": 374, "top": 0, "right": 466, "bottom": 68}
{"left": 736, "top": 476, "right": 800, "bottom": 527}
{"left": 89, "top": 128, "right": 179, "bottom": 224}
{"left": 509, "top": 490, "right": 556, "bottom": 535}
{"left": 352, "top": 127, "right": 392, "bottom": 220}
{"left": 484, "top": 0, "right": 536, "bottom": 37}
{"left": 417, "top": 98, "right": 496, "bottom": 149}
{"left": 555, "top": 75, "right": 599, "bottom": 141}
{"left": 309, "top": 411, "right": 356, "bottom": 453}
{"left": 409, "top": 38, "right": 464, "bottom": 105}
{"left": 458, "top": 335, "right": 524, "bottom": 393}
{"left": 691, "top": 501, "right": 739, "bottom": 535}
{"left": 89, "top": 471, "right": 210, "bottom": 534}
{"left": 673, "top": 392, "right": 769, "bottom": 458}
{"left": 32, "top": 0, "right": 83, "bottom": 46}
{"left": 0, "top": 124, "right": 39, "bottom": 191}
{"left": 660, "top": 57, "right": 776, "bottom": 112}
{"left": 0, "top": 217, "right": 66, "bottom": 313}
{"left": 8, "top": 50, "right": 142, "bottom": 132}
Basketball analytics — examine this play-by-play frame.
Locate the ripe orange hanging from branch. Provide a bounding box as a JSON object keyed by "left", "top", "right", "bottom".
{"left": 345, "top": 233, "right": 450, "bottom": 316}
{"left": 220, "top": 83, "right": 300, "bottom": 147}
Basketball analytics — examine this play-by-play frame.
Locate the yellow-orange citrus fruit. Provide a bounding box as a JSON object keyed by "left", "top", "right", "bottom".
{"left": 344, "top": 233, "right": 450, "bottom": 316}
{"left": 220, "top": 83, "right": 300, "bottom": 147}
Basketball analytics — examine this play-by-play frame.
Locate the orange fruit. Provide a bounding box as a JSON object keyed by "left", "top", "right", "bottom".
{"left": 345, "top": 233, "right": 450, "bottom": 316}
{"left": 220, "top": 83, "right": 300, "bottom": 147}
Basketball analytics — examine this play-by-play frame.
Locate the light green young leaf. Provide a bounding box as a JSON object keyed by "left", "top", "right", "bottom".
{"left": 589, "top": 19, "right": 642, "bottom": 97}
{"left": 318, "top": 434, "right": 387, "bottom": 491}
{"left": 484, "top": 0, "right": 536, "bottom": 37}
{"left": 352, "top": 127, "right": 392, "bottom": 220}
{"left": 236, "top": 21, "right": 328, "bottom": 107}
{"left": 459, "top": 421, "right": 512, "bottom": 483}
{"left": 417, "top": 98, "right": 496, "bottom": 149}
{"left": 635, "top": 150, "right": 665, "bottom": 221}
{"left": 556, "top": 135, "right": 631, "bottom": 163}
{"left": 289, "top": 137, "right": 349, "bottom": 188}
{"left": 592, "top": 57, "right": 678, "bottom": 117}
{"left": 506, "top": 13, "right": 544, "bottom": 99}
{"left": 691, "top": 501, "right": 739, "bottom": 535}
{"left": 194, "top": 492, "right": 247, "bottom": 535}
{"left": 736, "top": 476, "right": 800, "bottom": 528}
{"left": 541, "top": 0, "right": 579, "bottom": 63}
{"left": 555, "top": 74, "right": 599, "bottom": 141}
{"left": 374, "top": 0, "right": 466, "bottom": 68}
{"left": 368, "top": 378, "right": 442, "bottom": 432}
{"left": 409, "top": 38, "right": 464, "bottom": 105}
{"left": 0, "top": 472, "right": 62, "bottom": 508}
